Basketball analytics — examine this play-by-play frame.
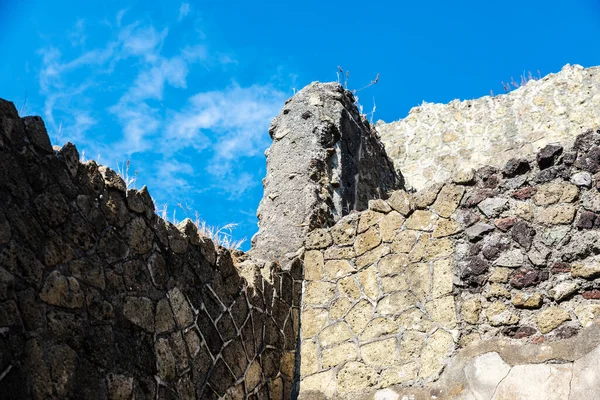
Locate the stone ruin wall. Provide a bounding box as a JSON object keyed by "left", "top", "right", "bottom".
{"left": 377, "top": 64, "right": 600, "bottom": 190}
{"left": 0, "top": 98, "right": 302, "bottom": 400}
{"left": 251, "top": 82, "right": 401, "bottom": 264}
{"left": 298, "top": 127, "right": 600, "bottom": 399}
{"left": 4, "top": 63, "right": 600, "bottom": 400}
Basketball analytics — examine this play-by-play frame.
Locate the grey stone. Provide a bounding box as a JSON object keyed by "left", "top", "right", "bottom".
{"left": 250, "top": 82, "right": 402, "bottom": 263}
{"left": 549, "top": 281, "right": 580, "bottom": 302}
{"left": 571, "top": 171, "right": 593, "bottom": 187}
{"left": 478, "top": 197, "right": 508, "bottom": 218}
{"left": 494, "top": 249, "right": 524, "bottom": 267}
{"left": 465, "top": 223, "right": 495, "bottom": 242}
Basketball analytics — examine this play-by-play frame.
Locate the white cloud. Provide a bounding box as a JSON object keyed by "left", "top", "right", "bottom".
{"left": 36, "top": 7, "right": 291, "bottom": 201}
{"left": 164, "top": 84, "right": 286, "bottom": 160}
{"left": 178, "top": 3, "right": 191, "bottom": 21}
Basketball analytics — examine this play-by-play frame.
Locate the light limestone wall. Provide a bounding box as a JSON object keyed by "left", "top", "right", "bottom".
{"left": 297, "top": 127, "right": 600, "bottom": 399}
{"left": 377, "top": 64, "right": 600, "bottom": 190}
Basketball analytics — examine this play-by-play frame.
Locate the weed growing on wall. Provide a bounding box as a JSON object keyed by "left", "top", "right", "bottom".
{"left": 501, "top": 70, "right": 542, "bottom": 93}
{"left": 337, "top": 66, "right": 380, "bottom": 123}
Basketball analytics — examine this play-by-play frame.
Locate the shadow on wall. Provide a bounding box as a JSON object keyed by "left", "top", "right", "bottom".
{"left": 0, "top": 98, "right": 302, "bottom": 399}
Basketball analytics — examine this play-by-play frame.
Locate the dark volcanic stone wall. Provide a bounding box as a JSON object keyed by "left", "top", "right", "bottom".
{"left": 0, "top": 99, "right": 301, "bottom": 400}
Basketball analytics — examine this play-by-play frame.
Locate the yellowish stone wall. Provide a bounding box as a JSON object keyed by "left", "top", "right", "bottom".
{"left": 377, "top": 64, "right": 600, "bottom": 190}
{"left": 298, "top": 188, "right": 464, "bottom": 398}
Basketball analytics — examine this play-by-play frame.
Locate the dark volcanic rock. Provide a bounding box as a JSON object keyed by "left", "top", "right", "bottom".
{"left": 537, "top": 144, "right": 563, "bottom": 169}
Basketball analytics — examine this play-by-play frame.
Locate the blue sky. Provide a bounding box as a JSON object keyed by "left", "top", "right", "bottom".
{"left": 1, "top": 0, "right": 600, "bottom": 250}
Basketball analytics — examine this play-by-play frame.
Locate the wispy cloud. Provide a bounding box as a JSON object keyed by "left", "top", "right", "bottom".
{"left": 178, "top": 3, "right": 191, "bottom": 21}
{"left": 36, "top": 5, "right": 290, "bottom": 203}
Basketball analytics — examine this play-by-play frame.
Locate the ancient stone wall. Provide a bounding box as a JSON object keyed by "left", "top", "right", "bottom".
{"left": 251, "top": 82, "right": 401, "bottom": 264}
{"left": 377, "top": 64, "right": 600, "bottom": 190}
{"left": 0, "top": 98, "right": 301, "bottom": 400}
{"left": 298, "top": 127, "right": 600, "bottom": 399}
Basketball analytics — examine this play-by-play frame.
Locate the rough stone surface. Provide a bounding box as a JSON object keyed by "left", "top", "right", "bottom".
{"left": 251, "top": 82, "right": 401, "bottom": 263}
{"left": 0, "top": 98, "right": 300, "bottom": 400}
{"left": 377, "top": 64, "right": 600, "bottom": 190}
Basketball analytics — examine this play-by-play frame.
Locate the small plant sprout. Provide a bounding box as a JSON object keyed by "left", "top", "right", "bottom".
{"left": 116, "top": 160, "right": 138, "bottom": 190}
{"left": 501, "top": 70, "right": 542, "bottom": 93}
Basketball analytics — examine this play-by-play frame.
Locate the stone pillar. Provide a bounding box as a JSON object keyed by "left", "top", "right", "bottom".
{"left": 250, "top": 82, "right": 403, "bottom": 264}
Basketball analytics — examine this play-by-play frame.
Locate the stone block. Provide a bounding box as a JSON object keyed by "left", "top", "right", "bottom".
{"left": 536, "top": 306, "right": 570, "bottom": 333}
{"left": 361, "top": 337, "right": 397, "bottom": 366}
{"left": 405, "top": 210, "right": 438, "bottom": 231}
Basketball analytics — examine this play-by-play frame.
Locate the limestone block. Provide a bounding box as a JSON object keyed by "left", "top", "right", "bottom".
{"left": 488, "top": 267, "right": 511, "bottom": 283}
{"left": 431, "top": 184, "right": 465, "bottom": 218}
{"left": 368, "top": 199, "right": 392, "bottom": 213}
{"left": 571, "top": 259, "right": 600, "bottom": 279}
{"left": 387, "top": 190, "right": 412, "bottom": 215}
{"left": 378, "top": 211, "right": 405, "bottom": 242}
{"left": 304, "top": 250, "right": 324, "bottom": 281}
{"left": 423, "top": 238, "right": 453, "bottom": 261}
{"left": 300, "top": 369, "right": 337, "bottom": 397}
{"left": 536, "top": 204, "right": 577, "bottom": 225}
{"left": 305, "top": 228, "right": 333, "bottom": 249}
{"left": 301, "top": 308, "right": 328, "bottom": 338}
{"left": 331, "top": 214, "right": 359, "bottom": 245}
{"left": 462, "top": 298, "right": 482, "bottom": 324}
{"left": 548, "top": 281, "right": 580, "bottom": 301}
{"left": 336, "top": 362, "right": 377, "bottom": 393}
{"left": 354, "top": 227, "right": 382, "bottom": 256}
{"left": 532, "top": 182, "right": 578, "bottom": 205}
{"left": 329, "top": 297, "right": 353, "bottom": 320}
{"left": 419, "top": 329, "right": 454, "bottom": 379}
{"left": 536, "top": 306, "right": 570, "bottom": 333}
{"left": 426, "top": 296, "right": 457, "bottom": 328}
{"left": 358, "top": 210, "right": 386, "bottom": 233}
{"left": 123, "top": 296, "right": 154, "bottom": 332}
{"left": 391, "top": 230, "right": 419, "bottom": 253}
{"left": 405, "top": 210, "right": 439, "bottom": 231}
{"left": 484, "top": 283, "right": 511, "bottom": 299}
{"left": 408, "top": 234, "right": 431, "bottom": 263}
{"left": 168, "top": 287, "right": 194, "bottom": 328}
{"left": 432, "top": 218, "right": 463, "bottom": 238}
{"left": 324, "top": 259, "right": 354, "bottom": 281}
{"left": 411, "top": 183, "right": 444, "bottom": 209}
{"left": 338, "top": 276, "right": 362, "bottom": 300}
{"left": 324, "top": 246, "right": 355, "bottom": 260}
{"left": 356, "top": 266, "right": 379, "bottom": 301}
{"left": 398, "top": 330, "right": 425, "bottom": 362}
{"left": 355, "top": 245, "right": 390, "bottom": 269}
{"left": 378, "top": 363, "right": 419, "bottom": 386}
{"left": 361, "top": 337, "right": 397, "bottom": 366}
{"left": 574, "top": 304, "right": 600, "bottom": 327}
{"left": 512, "top": 292, "right": 543, "bottom": 309}
{"left": 318, "top": 322, "right": 353, "bottom": 347}
{"left": 381, "top": 274, "right": 409, "bottom": 294}
{"left": 395, "top": 308, "right": 433, "bottom": 332}
{"left": 322, "top": 342, "right": 358, "bottom": 369}
{"left": 406, "top": 263, "right": 431, "bottom": 301}
{"left": 571, "top": 344, "right": 600, "bottom": 398}
{"left": 376, "top": 292, "right": 418, "bottom": 316}
{"left": 360, "top": 318, "right": 399, "bottom": 341}
{"left": 346, "top": 299, "right": 373, "bottom": 334}
{"left": 155, "top": 297, "right": 176, "bottom": 333}
{"left": 379, "top": 253, "right": 409, "bottom": 276}
{"left": 486, "top": 301, "right": 519, "bottom": 326}
{"left": 304, "top": 281, "right": 336, "bottom": 306}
